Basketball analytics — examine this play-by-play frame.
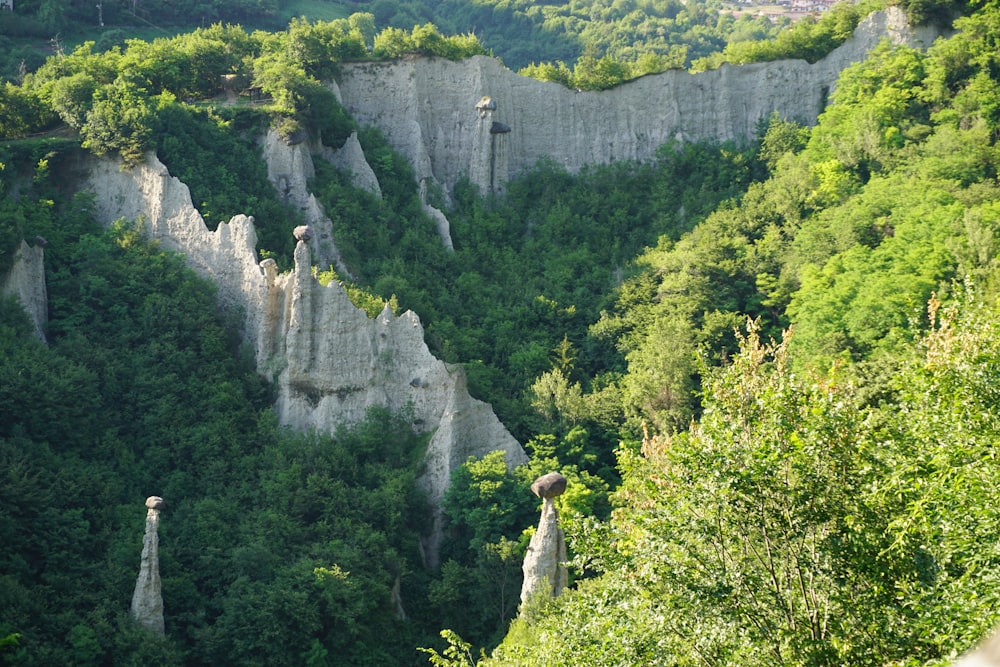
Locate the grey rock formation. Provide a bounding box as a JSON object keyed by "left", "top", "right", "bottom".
{"left": 1, "top": 240, "right": 48, "bottom": 342}
{"left": 475, "top": 96, "right": 498, "bottom": 116}
{"left": 130, "top": 496, "right": 165, "bottom": 635}
{"left": 337, "top": 8, "right": 938, "bottom": 197}
{"left": 278, "top": 239, "right": 523, "bottom": 562}
{"left": 261, "top": 128, "right": 348, "bottom": 275}
{"left": 520, "top": 493, "right": 568, "bottom": 611}
{"left": 83, "top": 154, "right": 527, "bottom": 565}
{"left": 80, "top": 11, "right": 938, "bottom": 573}
{"left": 531, "top": 471, "right": 568, "bottom": 499}
{"left": 472, "top": 95, "right": 510, "bottom": 196}
{"left": 293, "top": 224, "right": 313, "bottom": 242}
{"left": 419, "top": 178, "right": 455, "bottom": 249}
{"left": 955, "top": 626, "right": 1000, "bottom": 666}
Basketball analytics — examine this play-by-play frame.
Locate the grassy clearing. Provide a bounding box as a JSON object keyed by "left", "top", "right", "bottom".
{"left": 275, "top": 0, "right": 352, "bottom": 23}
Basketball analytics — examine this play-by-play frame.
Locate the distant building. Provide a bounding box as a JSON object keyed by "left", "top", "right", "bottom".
{"left": 790, "top": 0, "right": 831, "bottom": 11}
{"left": 0, "top": 0, "right": 12, "bottom": 10}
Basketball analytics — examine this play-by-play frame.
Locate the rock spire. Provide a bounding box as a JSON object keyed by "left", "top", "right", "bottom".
{"left": 520, "top": 472, "right": 568, "bottom": 611}
{"left": 130, "top": 495, "right": 165, "bottom": 635}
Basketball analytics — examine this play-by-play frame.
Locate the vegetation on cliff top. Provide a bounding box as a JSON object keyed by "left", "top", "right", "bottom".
{"left": 3, "top": 0, "right": 954, "bottom": 89}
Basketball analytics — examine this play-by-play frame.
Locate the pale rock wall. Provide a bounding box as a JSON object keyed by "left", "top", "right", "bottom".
{"left": 336, "top": 7, "right": 939, "bottom": 196}
{"left": 520, "top": 497, "right": 568, "bottom": 610}
{"left": 84, "top": 156, "right": 268, "bottom": 347}
{"left": 956, "top": 626, "right": 1000, "bottom": 666}
{"left": 83, "top": 153, "right": 526, "bottom": 565}
{"left": 1, "top": 240, "right": 48, "bottom": 342}
{"left": 277, "top": 239, "right": 523, "bottom": 562}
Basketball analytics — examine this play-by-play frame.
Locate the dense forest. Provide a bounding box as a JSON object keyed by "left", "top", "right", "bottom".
{"left": 1, "top": 0, "right": 763, "bottom": 83}
{"left": 3, "top": 0, "right": 1000, "bottom": 665}
{"left": 0, "top": 0, "right": 960, "bottom": 85}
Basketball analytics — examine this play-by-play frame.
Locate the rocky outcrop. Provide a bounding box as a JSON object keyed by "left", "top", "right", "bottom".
{"left": 2, "top": 239, "right": 48, "bottom": 343}
{"left": 84, "top": 156, "right": 268, "bottom": 347}
{"left": 469, "top": 96, "right": 510, "bottom": 196}
{"left": 520, "top": 473, "right": 568, "bottom": 610}
{"left": 530, "top": 471, "right": 568, "bottom": 499}
{"left": 261, "top": 129, "right": 347, "bottom": 274}
{"left": 130, "top": 496, "right": 165, "bottom": 635}
{"left": 956, "top": 626, "right": 1000, "bottom": 666}
{"left": 78, "top": 10, "right": 939, "bottom": 574}
{"left": 278, "top": 239, "right": 523, "bottom": 562}
{"left": 337, "top": 7, "right": 939, "bottom": 196}
{"left": 83, "top": 153, "right": 527, "bottom": 565}
{"left": 419, "top": 178, "right": 455, "bottom": 250}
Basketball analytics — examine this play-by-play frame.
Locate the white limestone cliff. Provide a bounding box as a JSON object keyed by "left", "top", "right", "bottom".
{"left": 83, "top": 153, "right": 527, "bottom": 565}
{"left": 336, "top": 7, "right": 939, "bottom": 197}
{"left": 1, "top": 240, "right": 48, "bottom": 342}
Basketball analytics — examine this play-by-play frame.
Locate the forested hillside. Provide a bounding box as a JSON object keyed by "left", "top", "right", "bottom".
{"left": 2, "top": 0, "right": 1000, "bottom": 665}
{"left": 476, "top": 3, "right": 1000, "bottom": 664}
{"left": 0, "top": 155, "right": 441, "bottom": 664}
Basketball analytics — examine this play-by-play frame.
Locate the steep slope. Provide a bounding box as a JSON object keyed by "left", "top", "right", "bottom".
{"left": 82, "top": 153, "right": 526, "bottom": 563}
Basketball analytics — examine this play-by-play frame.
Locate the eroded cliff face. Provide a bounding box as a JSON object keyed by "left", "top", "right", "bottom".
{"left": 261, "top": 128, "right": 350, "bottom": 274}
{"left": 83, "top": 154, "right": 526, "bottom": 564}
{"left": 336, "top": 7, "right": 939, "bottom": 196}
{"left": 1, "top": 240, "right": 48, "bottom": 342}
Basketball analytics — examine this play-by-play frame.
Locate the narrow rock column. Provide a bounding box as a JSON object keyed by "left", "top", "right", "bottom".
{"left": 471, "top": 96, "right": 498, "bottom": 195}
{"left": 130, "top": 496, "right": 165, "bottom": 635}
{"left": 488, "top": 120, "right": 511, "bottom": 196}
{"left": 519, "top": 472, "right": 568, "bottom": 612}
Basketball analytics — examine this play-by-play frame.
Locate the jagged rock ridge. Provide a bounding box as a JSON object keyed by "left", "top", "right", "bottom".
{"left": 261, "top": 128, "right": 351, "bottom": 274}
{"left": 83, "top": 154, "right": 527, "bottom": 565}
{"left": 68, "top": 8, "right": 937, "bottom": 571}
